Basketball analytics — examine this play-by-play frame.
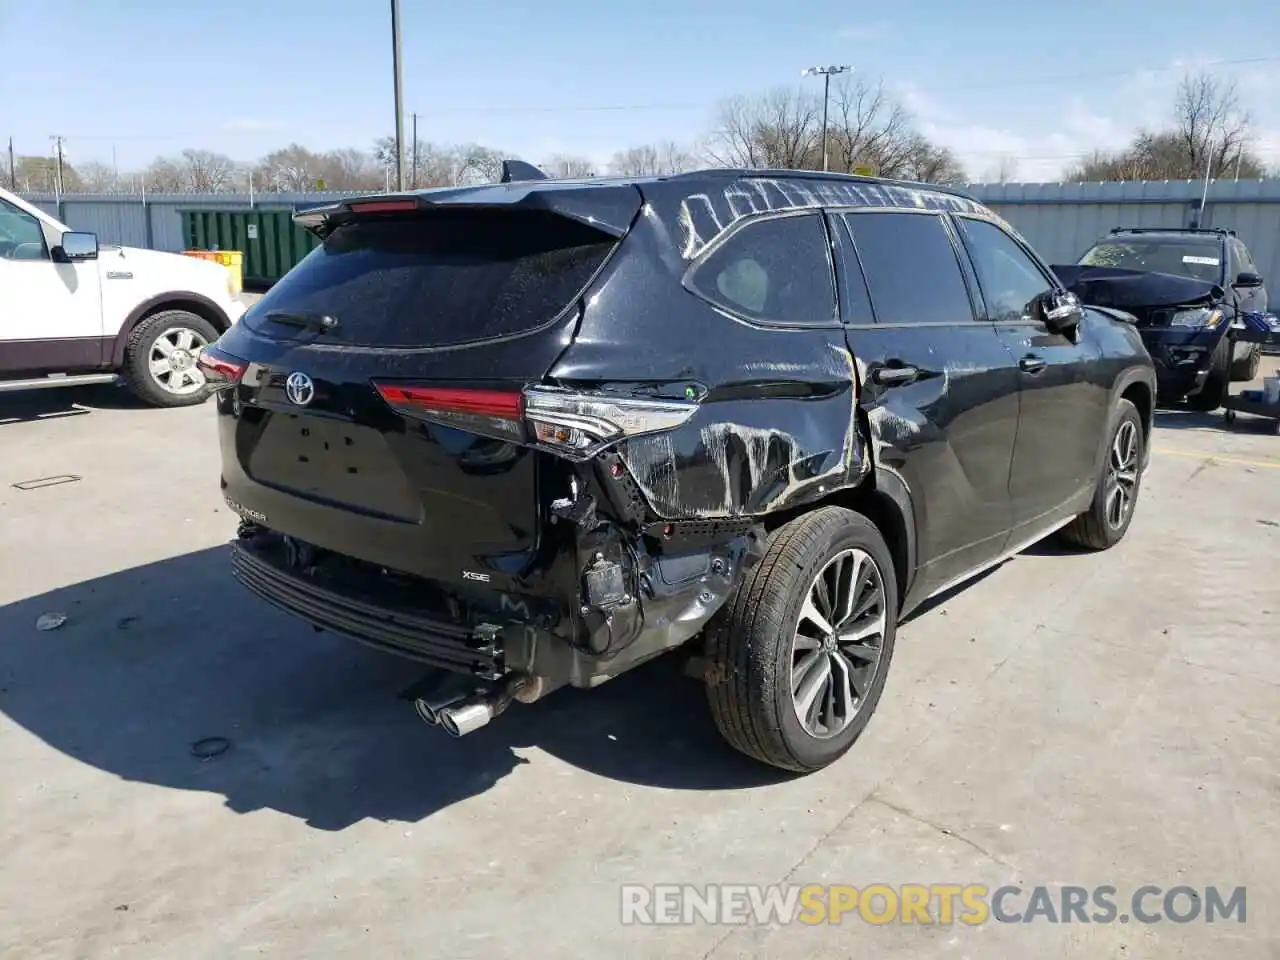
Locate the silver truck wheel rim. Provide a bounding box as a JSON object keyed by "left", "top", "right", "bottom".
{"left": 1105, "top": 420, "right": 1139, "bottom": 529}
{"left": 790, "top": 548, "right": 887, "bottom": 739}
{"left": 149, "top": 327, "right": 209, "bottom": 395}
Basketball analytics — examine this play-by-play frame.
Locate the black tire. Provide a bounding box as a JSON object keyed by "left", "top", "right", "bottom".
{"left": 121, "top": 310, "right": 221, "bottom": 408}
{"left": 1229, "top": 343, "right": 1261, "bottom": 382}
{"left": 1060, "top": 398, "right": 1144, "bottom": 551}
{"left": 704, "top": 506, "right": 898, "bottom": 773}
{"left": 1186, "top": 337, "right": 1230, "bottom": 412}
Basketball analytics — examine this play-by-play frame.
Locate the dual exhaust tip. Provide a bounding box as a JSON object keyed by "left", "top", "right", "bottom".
{"left": 414, "top": 695, "right": 494, "bottom": 737}
{"left": 413, "top": 673, "right": 546, "bottom": 737}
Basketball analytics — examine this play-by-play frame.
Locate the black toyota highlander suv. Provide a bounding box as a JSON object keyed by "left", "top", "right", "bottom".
{"left": 200, "top": 165, "right": 1156, "bottom": 773}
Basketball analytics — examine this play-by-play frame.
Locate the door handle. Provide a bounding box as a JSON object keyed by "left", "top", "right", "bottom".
{"left": 871, "top": 364, "right": 919, "bottom": 386}
{"left": 1018, "top": 355, "right": 1047, "bottom": 375}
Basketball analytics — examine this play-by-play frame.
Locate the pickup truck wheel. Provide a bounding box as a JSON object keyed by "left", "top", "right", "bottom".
{"left": 1186, "top": 338, "right": 1230, "bottom": 412}
{"left": 121, "top": 310, "right": 220, "bottom": 407}
{"left": 1060, "top": 398, "right": 1144, "bottom": 551}
{"left": 704, "top": 507, "right": 898, "bottom": 773}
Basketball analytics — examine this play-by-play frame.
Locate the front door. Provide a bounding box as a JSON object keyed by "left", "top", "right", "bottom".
{"left": 0, "top": 197, "right": 104, "bottom": 375}
{"left": 830, "top": 209, "right": 1021, "bottom": 599}
{"left": 952, "top": 215, "right": 1107, "bottom": 537}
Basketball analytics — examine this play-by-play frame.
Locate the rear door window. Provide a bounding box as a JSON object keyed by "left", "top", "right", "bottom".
{"left": 840, "top": 212, "right": 975, "bottom": 324}
{"left": 246, "top": 209, "right": 616, "bottom": 348}
{"left": 686, "top": 212, "right": 837, "bottom": 326}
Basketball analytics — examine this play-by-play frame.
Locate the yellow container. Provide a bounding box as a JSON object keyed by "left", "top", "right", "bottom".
{"left": 183, "top": 249, "right": 243, "bottom": 297}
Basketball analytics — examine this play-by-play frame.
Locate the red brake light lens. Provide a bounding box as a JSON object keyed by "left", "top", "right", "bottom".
{"left": 374, "top": 385, "right": 524, "bottom": 419}
{"left": 348, "top": 199, "right": 419, "bottom": 214}
{"left": 196, "top": 347, "right": 247, "bottom": 388}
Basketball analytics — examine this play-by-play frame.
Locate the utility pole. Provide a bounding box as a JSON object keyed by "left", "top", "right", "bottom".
{"left": 801, "top": 65, "right": 851, "bottom": 172}
{"left": 390, "top": 0, "right": 406, "bottom": 191}
{"left": 50, "top": 134, "right": 66, "bottom": 196}
{"left": 411, "top": 111, "right": 418, "bottom": 189}
{"left": 7, "top": 136, "right": 14, "bottom": 190}
{"left": 1196, "top": 137, "right": 1215, "bottom": 228}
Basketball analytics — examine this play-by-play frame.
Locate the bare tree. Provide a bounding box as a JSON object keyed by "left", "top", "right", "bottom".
{"left": 979, "top": 155, "right": 1019, "bottom": 184}
{"left": 706, "top": 87, "right": 822, "bottom": 169}
{"left": 900, "top": 135, "right": 967, "bottom": 184}
{"left": 826, "top": 76, "right": 917, "bottom": 176}
{"left": 77, "top": 161, "right": 117, "bottom": 192}
{"left": 143, "top": 157, "right": 184, "bottom": 192}
{"left": 255, "top": 143, "right": 327, "bottom": 191}
{"left": 318, "top": 148, "right": 380, "bottom": 191}
{"left": 609, "top": 141, "right": 696, "bottom": 176}
{"left": 545, "top": 153, "right": 596, "bottom": 178}
{"left": 180, "top": 149, "right": 236, "bottom": 192}
{"left": 453, "top": 144, "right": 505, "bottom": 185}
{"left": 1066, "top": 71, "right": 1265, "bottom": 181}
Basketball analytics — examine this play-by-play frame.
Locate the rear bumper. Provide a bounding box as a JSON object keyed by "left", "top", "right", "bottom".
{"left": 231, "top": 533, "right": 505, "bottom": 679}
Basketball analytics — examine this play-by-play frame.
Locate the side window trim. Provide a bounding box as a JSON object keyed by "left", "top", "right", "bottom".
{"left": 825, "top": 211, "right": 875, "bottom": 327}
{"left": 838, "top": 208, "right": 981, "bottom": 327}
{"left": 680, "top": 209, "right": 841, "bottom": 329}
{"left": 951, "top": 213, "right": 1059, "bottom": 325}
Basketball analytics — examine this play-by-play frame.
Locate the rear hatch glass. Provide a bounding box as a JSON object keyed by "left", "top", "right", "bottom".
{"left": 244, "top": 208, "right": 618, "bottom": 348}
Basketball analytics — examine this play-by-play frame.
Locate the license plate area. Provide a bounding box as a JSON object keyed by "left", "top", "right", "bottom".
{"left": 246, "top": 413, "right": 420, "bottom": 521}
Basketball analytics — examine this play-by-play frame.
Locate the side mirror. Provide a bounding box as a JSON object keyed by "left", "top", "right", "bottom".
{"left": 1039, "top": 289, "right": 1084, "bottom": 333}
{"left": 1233, "top": 271, "right": 1263, "bottom": 289}
{"left": 52, "top": 231, "right": 98, "bottom": 263}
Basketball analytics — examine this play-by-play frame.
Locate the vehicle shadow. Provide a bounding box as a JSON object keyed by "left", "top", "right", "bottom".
{"left": 0, "top": 383, "right": 147, "bottom": 426}
{"left": 1153, "top": 407, "right": 1277, "bottom": 435}
{"left": 0, "top": 547, "right": 783, "bottom": 833}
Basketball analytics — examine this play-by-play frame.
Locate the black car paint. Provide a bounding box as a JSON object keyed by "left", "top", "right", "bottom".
{"left": 212, "top": 170, "right": 1155, "bottom": 692}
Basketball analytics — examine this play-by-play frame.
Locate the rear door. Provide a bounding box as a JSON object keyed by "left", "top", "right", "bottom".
{"left": 830, "top": 209, "right": 1021, "bottom": 597}
{"left": 953, "top": 215, "right": 1106, "bottom": 535}
{"left": 215, "top": 200, "right": 632, "bottom": 589}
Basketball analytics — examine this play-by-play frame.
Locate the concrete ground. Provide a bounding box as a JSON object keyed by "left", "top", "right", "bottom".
{"left": 1, "top": 359, "right": 1277, "bottom": 959}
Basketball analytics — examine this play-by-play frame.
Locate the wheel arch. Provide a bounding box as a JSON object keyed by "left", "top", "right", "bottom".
{"left": 110, "top": 292, "right": 232, "bottom": 368}
{"left": 1103, "top": 365, "right": 1157, "bottom": 475}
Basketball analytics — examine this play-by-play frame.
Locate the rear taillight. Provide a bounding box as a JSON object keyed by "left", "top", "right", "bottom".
{"left": 196, "top": 346, "right": 247, "bottom": 390}
{"left": 373, "top": 382, "right": 698, "bottom": 460}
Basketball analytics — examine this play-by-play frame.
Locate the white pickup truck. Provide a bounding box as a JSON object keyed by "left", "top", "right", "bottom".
{"left": 0, "top": 187, "right": 245, "bottom": 406}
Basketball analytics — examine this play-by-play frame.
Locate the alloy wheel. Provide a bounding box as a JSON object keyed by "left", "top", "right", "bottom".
{"left": 149, "top": 327, "right": 210, "bottom": 396}
{"left": 790, "top": 548, "right": 888, "bottom": 739}
{"left": 1105, "top": 420, "right": 1139, "bottom": 529}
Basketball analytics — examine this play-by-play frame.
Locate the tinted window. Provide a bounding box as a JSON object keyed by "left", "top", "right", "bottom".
{"left": 246, "top": 209, "right": 616, "bottom": 348}
{"left": 1233, "top": 240, "right": 1257, "bottom": 274}
{"left": 688, "top": 213, "right": 836, "bottom": 325}
{"left": 842, "top": 212, "right": 973, "bottom": 324}
{"left": 1078, "top": 237, "right": 1224, "bottom": 283}
{"left": 0, "top": 199, "right": 48, "bottom": 261}
{"left": 957, "top": 217, "right": 1053, "bottom": 323}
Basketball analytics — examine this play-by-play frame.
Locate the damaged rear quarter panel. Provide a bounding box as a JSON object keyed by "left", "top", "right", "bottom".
{"left": 549, "top": 188, "right": 872, "bottom": 521}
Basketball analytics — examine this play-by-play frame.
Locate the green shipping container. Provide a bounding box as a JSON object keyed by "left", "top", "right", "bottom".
{"left": 181, "top": 208, "right": 322, "bottom": 287}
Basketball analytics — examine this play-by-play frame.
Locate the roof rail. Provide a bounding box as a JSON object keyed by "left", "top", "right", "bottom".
{"left": 1109, "top": 226, "right": 1236, "bottom": 237}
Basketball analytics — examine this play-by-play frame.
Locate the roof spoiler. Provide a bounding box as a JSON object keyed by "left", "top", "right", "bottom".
{"left": 500, "top": 160, "right": 549, "bottom": 183}
{"left": 1109, "top": 226, "right": 1236, "bottom": 237}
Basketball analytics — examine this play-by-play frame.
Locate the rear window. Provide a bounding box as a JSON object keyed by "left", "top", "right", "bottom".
{"left": 1078, "top": 238, "right": 1224, "bottom": 283}
{"left": 245, "top": 209, "right": 616, "bottom": 347}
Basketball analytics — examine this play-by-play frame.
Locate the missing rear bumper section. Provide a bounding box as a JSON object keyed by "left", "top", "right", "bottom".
{"left": 231, "top": 522, "right": 763, "bottom": 704}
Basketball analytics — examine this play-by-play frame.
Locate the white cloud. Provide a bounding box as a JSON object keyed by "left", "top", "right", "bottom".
{"left": 895, "top": 60, "right": 1280, "bottom": 182}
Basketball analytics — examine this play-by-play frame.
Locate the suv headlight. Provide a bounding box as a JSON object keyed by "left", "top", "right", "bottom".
{"left": 1169, "top": 307, "right": 1225, "bottom": 329}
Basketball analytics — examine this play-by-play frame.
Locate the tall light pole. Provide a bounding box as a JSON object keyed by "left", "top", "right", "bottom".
{"left": 390, "top": 0, "right": 406, "bottom": 191}
{"left": 801, "top": 65, "right": 852, "bottom": 172}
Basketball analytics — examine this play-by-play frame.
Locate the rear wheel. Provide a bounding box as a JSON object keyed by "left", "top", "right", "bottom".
{"left": 121, "top": 310, "right": 220, "bottom": 408}
{"left": 1229, "top": 343, "right": 1261, "bottom": 382}
{"left": 704, "top": 506, "right": 897, "bottom": 773}
{"left": 1060, "top": 398, "right": 1144, "bottom": 551}
{"left": 1186, "top": 338, "right": 1230, "bottom": 412}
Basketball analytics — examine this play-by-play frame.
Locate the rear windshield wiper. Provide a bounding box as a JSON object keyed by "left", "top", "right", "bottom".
{"left": 264, "top": 310, "right": 340, "bottom": 333}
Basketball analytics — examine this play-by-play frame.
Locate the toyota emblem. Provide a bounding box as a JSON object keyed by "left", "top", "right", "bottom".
{"left": 285, "top": 372, "right": 315, "bottom": 407}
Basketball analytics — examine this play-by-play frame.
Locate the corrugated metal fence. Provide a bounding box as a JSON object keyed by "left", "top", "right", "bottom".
{"left": 17, "top": 178, "right": 1280, "bottom": 285}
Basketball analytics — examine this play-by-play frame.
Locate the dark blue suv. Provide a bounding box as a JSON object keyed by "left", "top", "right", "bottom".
{"left": 1062, "top": 227, "right": 1268, "bottom": 410}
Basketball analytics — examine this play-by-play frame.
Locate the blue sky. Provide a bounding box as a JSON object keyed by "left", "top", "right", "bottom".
{"left": 2, "top": 0, "right": 1278, "bottom": 181}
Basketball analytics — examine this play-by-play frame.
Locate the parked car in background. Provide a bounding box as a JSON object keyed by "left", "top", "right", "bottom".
{"left": 1059, "top": 227, "right": 1268, "bottom": 411}
{"left": 0, "top": 187, "right": 245, "bottom": 407}
{"left": 202, "top": 168, "right": 1156, "bottom": 773}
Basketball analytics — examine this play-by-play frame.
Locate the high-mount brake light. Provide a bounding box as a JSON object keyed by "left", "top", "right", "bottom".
{"left": 195, "top": 347, "right": 247, "bottom": 389}
{"left": 373, "top": 383, "right": 701, "bottom": 460}
{"left": 348, "top": 199, "right": 419, "bottom": 214}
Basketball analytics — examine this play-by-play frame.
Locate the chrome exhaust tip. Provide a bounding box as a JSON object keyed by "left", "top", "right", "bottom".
{"left": 437, "top": 698, "right": 495, "bottom": 737}
{"left": 413, "top": 693, "right": 467, "bottom": 728}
